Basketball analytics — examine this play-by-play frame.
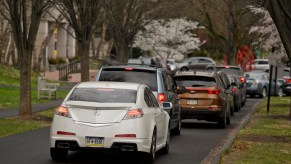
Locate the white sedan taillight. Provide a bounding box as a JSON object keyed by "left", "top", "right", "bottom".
{"left": 123, "top": 109, "right": 144, "bottom": 119}
{"left": 55, "top": 106, "right": 71, "bottom": 118}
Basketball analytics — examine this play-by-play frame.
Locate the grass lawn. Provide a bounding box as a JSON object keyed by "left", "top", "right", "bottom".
{"left": 0, "top": 108, "right": 56, "bottom": 138}
{"left": 0, "top": 65, "right": 69, "bottom": 110}
{"left": 221, "top": 97, "right": 291, "bottom": 164}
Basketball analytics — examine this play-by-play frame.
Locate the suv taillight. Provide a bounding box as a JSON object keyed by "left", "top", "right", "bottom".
{"left": 158, "top": 93, "right": 166, "bottom": 102}
{"left": 208, "top": 89, "right": 220, "bottom": 94}
{"left": 240, "top": 77, "right": 246, "bottom": 83}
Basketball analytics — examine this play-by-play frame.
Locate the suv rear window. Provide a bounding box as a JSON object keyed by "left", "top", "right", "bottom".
{"left": 174, "top": 76, "right": 216, "bottom": 87}
{"left": 68, "top": 88, "right": 137, "bottom": 103}
{"left": 216, "top": 67, "right": 243, "bottom": 75}
{"left": 99, "top": 69, "right": 158, "bottom": 91}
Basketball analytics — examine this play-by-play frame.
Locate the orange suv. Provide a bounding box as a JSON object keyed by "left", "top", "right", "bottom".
{"left": 174, "top": 71, "right": 231, "bottom": 128}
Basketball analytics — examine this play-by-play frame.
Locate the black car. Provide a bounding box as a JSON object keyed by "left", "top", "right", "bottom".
{"left": 96, "top": 65, "right": 185, "bottom": 135}
{"left": 215, "top": 65, "right": 247, "bottom": 106}
{"left": 227, "top": 75, "right": 242, "bottom": 112}
{"left": 217, "top": 71, "right": 235, "bottom": 116}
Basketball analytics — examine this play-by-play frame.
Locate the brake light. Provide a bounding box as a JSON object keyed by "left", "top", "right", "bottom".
{"left": 225, "top": 66, "right": 230, "bottom": 68}
{"left": 57, "top": 131, "right": 76, "bottom": 136}
{"left": 125, "top": 67, "right": 133, "bottom": 71}
{"left": 208, "top": 106, "right": 221, "bottom": 111}
{"left": 115, "top": 134, "right": 136, "bottom": 138}
{"left": 208, "top": 89, "right": 220, "bottom": 94}
{"left": 232, "top": 87, "right": 237, "bottom": 93}
{"left": 288, "top": 79, "right": 291, "bottom": 83}
{"left": 55, "top": 106, "right": 71, "bottom": 118}
{"left": 124, "top": 109, "right": 144, "bottom": 119}
{"left": 158, "top": 93, "right": 166, "bottom": 102}
{"left": 240, "top": 77, "right": 246, "bottom": 83}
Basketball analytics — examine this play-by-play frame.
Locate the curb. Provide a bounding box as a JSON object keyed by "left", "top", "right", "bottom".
{"left": 201, "top": 99, "right": 263, "bottom": 164}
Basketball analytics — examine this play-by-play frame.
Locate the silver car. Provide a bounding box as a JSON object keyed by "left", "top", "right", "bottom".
{"left": 176, "top": 57, "right": 216, "bottom": 71}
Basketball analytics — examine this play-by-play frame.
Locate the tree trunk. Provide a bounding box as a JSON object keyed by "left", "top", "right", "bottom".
{"left": 96, "top": 23, "right": 106, "bottom": 59}
{"left": 105, "top": 38, "right": 114, "bottom": 59}
{"left": 266, "top": 0, "right": 291, "bottom": 116}
{"left": 5, "top": 33, "right": 12, "bottom": 64}
{"left": 19, "top": 50, "right": 32, "bottom": 116}
{"left": 78, "top": 41, "right": 90, "bottom": 82}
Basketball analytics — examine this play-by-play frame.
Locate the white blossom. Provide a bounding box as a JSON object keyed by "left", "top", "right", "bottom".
{"left": 249, "top": 6, "right": 286, "bottom": 58}
{"left": 134, "top": 18, "right": 205, "bottom": 60}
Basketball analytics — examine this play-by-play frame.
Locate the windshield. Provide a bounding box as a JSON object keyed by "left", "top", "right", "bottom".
{"left": 68, "top": 88, "right": 137, "bottom": 103}
{"left": 99, "top": 69, "right": 158, "bottom": 91}
{"left": 216, "top": 67, "right": 242, "bottom": 75}
{"left": 174, "top": 75, "right": 216, "bottom": 87}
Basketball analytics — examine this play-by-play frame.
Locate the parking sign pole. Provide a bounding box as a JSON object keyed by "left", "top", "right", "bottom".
{"left": 267, "top": 65, "right": 273, "bottom": 113}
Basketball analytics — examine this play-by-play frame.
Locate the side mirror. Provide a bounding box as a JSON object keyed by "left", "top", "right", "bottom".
{"left": 162, "top": 102, "right": 172, "bottom": 113}
{"left": 176, "top": 86, "right": 186, "bottom": 94}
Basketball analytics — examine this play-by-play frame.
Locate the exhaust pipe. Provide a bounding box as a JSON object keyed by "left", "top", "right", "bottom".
{"left": 121, "top": 145, "right": 135, "bottom": 151}
{"left": 58, "top": 143, "right": 70, "bottom": 149}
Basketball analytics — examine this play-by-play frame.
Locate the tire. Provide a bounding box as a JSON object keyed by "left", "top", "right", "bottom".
{"left": 145, "top": 130, "right": 156, "bottom": 162}
{"left": 230, "top": 105, "right": 234, "bottom": 115}
{"left": 206, "top": 67, "right": 214, "bottom": 71}
{"left": 180, "top": 67, "right": 188, "bottom": 71}
{"left": 259, "top": 88, "right": 267, "bottom": 98}
{"left": 160, "top": 127, "right": 170, "bottom": 154}
{"left": 171, "top": 117, "right": 181, "bottom": 135}
{"left": 217, "top": 111, "right": 227, "bottom": 129}
{"left": 277, "top": 88, "right": 283, "bottom": 97}
{"left": 226, "top": 110, "right": 231, "bottom": 125}
{"left": 50, "top": 148, "right": 68, "bottom": 161}
{"left": 235, "top": 98, "right": 241, "bottom": 112}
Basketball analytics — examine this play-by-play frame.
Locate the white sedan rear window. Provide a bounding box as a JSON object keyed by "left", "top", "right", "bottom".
{"left": 68, "top": 88, "right": 137, "bottom": 103}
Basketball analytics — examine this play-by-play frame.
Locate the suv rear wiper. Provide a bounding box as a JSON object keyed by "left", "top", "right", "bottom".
{"left": 192, "top": 84, "right": 205, "bottom": 87}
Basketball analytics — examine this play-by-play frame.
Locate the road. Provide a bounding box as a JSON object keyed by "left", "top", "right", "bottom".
{"left": 0, "top": 98, "right": 261, "bottom": 164}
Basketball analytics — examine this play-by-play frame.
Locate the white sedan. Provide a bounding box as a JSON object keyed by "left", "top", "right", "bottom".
{"left": 50, "top": 82, "right": 171, "bottom": 162}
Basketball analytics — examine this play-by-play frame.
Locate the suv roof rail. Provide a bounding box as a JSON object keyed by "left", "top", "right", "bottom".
{"left": 121, "top": 63, "right": 163, "bottom": 68}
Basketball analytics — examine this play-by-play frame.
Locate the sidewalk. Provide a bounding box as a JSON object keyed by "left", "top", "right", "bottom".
{"left": 0, "top": 80, "right": 77, "bottom": 119}
{"left": 0, "top": 99, "right": 63, "bottom": 118}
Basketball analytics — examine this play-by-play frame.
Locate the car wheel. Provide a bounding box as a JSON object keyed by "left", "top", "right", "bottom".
{"left": 171, "top": 117, "right": 181, "bottom": 135}
{"left": 226, "top": 110, "right": 231, "bottom": 125}
{"left": 234, "top": 103, "right": 239, "bottom": 112}
{"left": 217, "top": 111, "right": 226, "bottom": 129}
{"left": 180, "top": 67, "right": 188, "bottom": 71}
{"left": 277, "top": 88, "right": 283, "bottom": 97}
{"left": 160, "top": 126, "right": 170, "bottom": 154}
{"left": 50, "top": 148, "right": 68, "bottom": 161}
{"left": 259, "top": 88, "right": 267, "bottom": 98}
{"left": 206, "top": 67, "right": 214, "bottom": 71}
{"left": 145, "top": 130, "right": 156, "bottom": 162}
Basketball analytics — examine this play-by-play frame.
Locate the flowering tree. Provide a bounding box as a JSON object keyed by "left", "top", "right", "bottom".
{"left": 249, "top": 7, "right": 286, "bottom": 58}
{"left": 134, "top": 18, "right": 204, "bottom": 59}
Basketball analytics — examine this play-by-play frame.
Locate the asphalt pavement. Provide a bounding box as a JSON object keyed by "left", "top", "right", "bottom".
{"left": 0, "top": 98, "right": 263, "bottom": 164}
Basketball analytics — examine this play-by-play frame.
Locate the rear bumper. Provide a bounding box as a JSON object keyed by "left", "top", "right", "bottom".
{"left": 50, "top": 115, "right": 153, "bottom": 153}
{"left": 180, "top": 107, "right": 223, "bottom": 121}
{"left": 282, "top": 84, "right": 291, "bottom": 94}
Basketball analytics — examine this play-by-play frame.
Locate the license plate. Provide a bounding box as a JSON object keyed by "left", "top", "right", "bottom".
{"left": 187, "top": 99, "right": 197, "bottom": 105}
{"left": 85, "top": 137, "right": 104, "bottom": 147}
